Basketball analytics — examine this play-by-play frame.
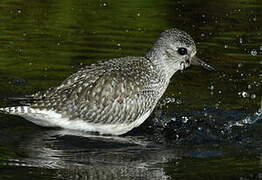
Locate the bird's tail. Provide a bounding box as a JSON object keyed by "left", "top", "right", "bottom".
{"left": 0, "top": 96, "right": 42, "bottom": 115}
{"left": 0, "top": 106, "right": 33, "bottom": 115}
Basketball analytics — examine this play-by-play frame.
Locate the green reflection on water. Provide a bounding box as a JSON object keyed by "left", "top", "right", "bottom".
{"left": 165, "top": 154, "right": 262, "bottom": 179}
{"left": 0, "top": 0, "right": 261, "bottom": 179}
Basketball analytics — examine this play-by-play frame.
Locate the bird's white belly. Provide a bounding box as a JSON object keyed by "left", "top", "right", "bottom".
{"left": 19, "top": 107, "right": 151, "bottom": 135}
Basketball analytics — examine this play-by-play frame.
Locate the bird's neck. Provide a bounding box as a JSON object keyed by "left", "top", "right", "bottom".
{"left": 145, "top": 49, "right": 180, "bottom": 79}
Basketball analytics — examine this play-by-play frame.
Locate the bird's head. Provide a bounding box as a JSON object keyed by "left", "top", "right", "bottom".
{"left": 145, "top": 28, "right": 214, "bottom": 77}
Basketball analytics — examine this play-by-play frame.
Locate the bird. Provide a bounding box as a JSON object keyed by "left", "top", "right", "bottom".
{"left": 0, "top": 28, "right": 214, "bottom": 135}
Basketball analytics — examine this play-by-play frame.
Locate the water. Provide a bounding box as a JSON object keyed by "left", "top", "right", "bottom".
{"left": 0, "top": 0, "right": 261, "bottom": 179}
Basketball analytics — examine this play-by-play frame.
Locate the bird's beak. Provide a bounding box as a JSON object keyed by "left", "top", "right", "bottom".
{"left": 191, "top": 56, "right": 215, "bottom": 71}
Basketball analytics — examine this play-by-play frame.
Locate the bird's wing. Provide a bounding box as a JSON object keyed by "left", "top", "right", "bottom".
{"left": 29, "top": 58, "right": 159, "bottom": 125}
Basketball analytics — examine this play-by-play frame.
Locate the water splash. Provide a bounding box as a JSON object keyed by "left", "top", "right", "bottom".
{"left": 250, "top": 49, "right": 258, "bottom": 56}
{"left": 226, "top": 98, "right": 262, "bottom": 128}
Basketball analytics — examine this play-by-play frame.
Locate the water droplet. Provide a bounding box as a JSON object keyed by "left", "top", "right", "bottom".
{"left": 198, "top": 127, "right": 202, "bottom": 131}
{"left": 239, "top": 37, "right": 243, "bottom": 44}
{"left": 117, "top": 43, "right": 121, "bottom": 47}
{"left": 176, "top": 99, "right": 182, "bottom": 105}
{"left": 202, "top": 14, "right": 206, "bottom": 18}
{"left": 201, "top": 33, "right": 205, "bottom": 37}
{"left": 17, "top": 9, "right": 22, "bottom": 14}
{"left": 209, "top": 85, "right": 214, "bottom": 90}
{"left": 251, "top": 94, "right": 256, "bottom": 99}
{"left": 260, "top": 46, "right": 262, "bottom": 51}
{"left": 171, "top": 117, "right": 176, "bottom": 122}
{"left": 238, "top": 63, "right": 243, "bottom": 68}
{"left": 182, "top": 116, "right": 189, "bottom": 123}
{"left": 103, "top": 3, "right": 107, "bottom": 6}
{"left": 215, "top": 102, "right": 220, "bottom": 109}
{"left": 137, "top": 13, "right": 141, "bottom": 16}
{"left": 224, "top": 44, "right": 228, "bottom": 48}
{"left": 240, "top": 91, "right": 249, "bottom": 98}
{"left": 253, "top": 17, "right": 257, "bottom": 21}
{"left": 250, "top": 49, "right": 257, "bottom": 56}
{"left": 247, "top": 84, "right": 252, "bottom": 89}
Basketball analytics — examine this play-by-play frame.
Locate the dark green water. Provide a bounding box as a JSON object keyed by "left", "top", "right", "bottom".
{"left": 0, "top": 0, "right": 261, "bottom": 179}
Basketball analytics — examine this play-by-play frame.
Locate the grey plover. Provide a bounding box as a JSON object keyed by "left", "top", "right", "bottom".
{"left": 0, "top": 28, "right": 214, "bottom": 135}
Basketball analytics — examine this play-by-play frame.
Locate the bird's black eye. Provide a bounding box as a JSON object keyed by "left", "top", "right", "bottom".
{"left": 177, "top": 47, "right": 188, "bottom": 56}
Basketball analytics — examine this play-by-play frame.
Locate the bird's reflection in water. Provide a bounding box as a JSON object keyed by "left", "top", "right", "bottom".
{"left": 15, "top": 129, "right": 175, "bottom": 180}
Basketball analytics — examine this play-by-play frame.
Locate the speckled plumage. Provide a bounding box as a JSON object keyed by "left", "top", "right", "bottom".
{"left": 0, "top": 28, "right": 213, "bottom": 135}
{"left": 32, "top": 57, "right": 166, "bottom": 124}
